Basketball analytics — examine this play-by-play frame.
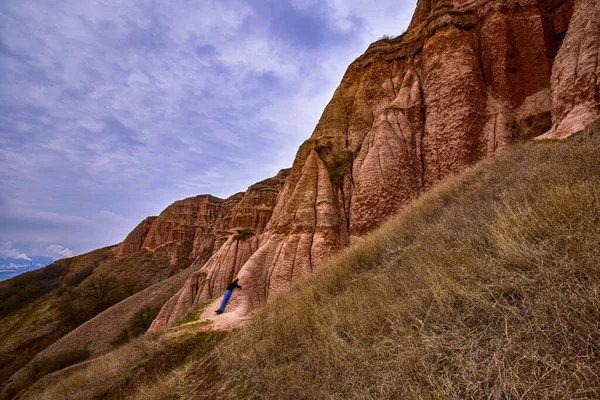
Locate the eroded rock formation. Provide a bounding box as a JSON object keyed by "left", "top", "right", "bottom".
{"left": 5, "top": 1, "right": 599, "bottom": 396}
{"left": 112, "top": 169, "right": 290, "bottom": 275}
{"left": 0, "top": 170, "right": 291, "bottom": 397}
{"left": 540, "top": 0, "right": 600, "bottom": 138}
{"left": 151, "top": 0, "right": 600, "bottom": 331}
{"left": 150, "top": 169, "right": 295, "bottom": 329}
{"left": 113, "top": 195, "right": 239, "bottom": 273}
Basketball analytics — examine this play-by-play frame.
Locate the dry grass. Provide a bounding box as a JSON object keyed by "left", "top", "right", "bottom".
{"left": 215, "top": 128, "right": 600, "bottom": 399}
{"left": 26, "top": 330, "right": 226, "bottom": 400}
{"left": 15, "top": 123, "right": 600, "bottom": 400}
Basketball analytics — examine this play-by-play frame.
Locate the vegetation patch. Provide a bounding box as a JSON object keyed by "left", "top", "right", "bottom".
{"left": 233, "top": 228, "right": 255, "bottom": 241}
{"left": 314, "top": 140, "right": 333, "bottom": 154}
{"left": 111, "top": 305, "right": 162, "bottom": 348}
{"left": 327, "top": 150, "right": 356, "bottom": 188}
{"left": 175, "top": 301, "right": 211, "bottom": 327}
{"left": 0, "top": 263, "right": 68, "bottom": 318}
{"left": 31, "top": 349, "right": 91, "bottom": 381}
{"left": 33, "top": 331, "right": 227, "bottom": 400}
{"left": 378, "top": 34, "right": 395, "bottom": 41}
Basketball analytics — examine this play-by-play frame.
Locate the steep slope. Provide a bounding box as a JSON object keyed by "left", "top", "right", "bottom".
{"left": 215, "top": 120, "right": 600, "bottom": 399}
{"left": 26, "top": 119, "right": 600, "bottom": 400}
{"left": 152, "top": 0, "right": 599, "bottom": 330}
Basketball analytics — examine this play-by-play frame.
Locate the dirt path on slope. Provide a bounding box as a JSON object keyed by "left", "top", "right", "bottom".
{"left": 166, "top": 297, "right": 253, "bottom": 338}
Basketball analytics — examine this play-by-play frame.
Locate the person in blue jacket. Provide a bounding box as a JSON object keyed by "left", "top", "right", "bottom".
{"left": 216, "top": 278, "right": 242, "bottom": 314}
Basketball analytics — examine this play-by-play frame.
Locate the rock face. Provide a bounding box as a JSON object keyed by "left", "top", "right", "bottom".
{"left": 113, "top": 169, "right": 290, "bottom": 274}
{"left": 151, "top": 0, "right": 600, "bottom": 331}
{"left": 540, "top": 0, "right": 600, "bottom": 138}
{"left": 150, "top": 169, "right": 293, "bottom": 330}
{"left": 113, "top": 195, "right": 238, "bottom": 273}
{"left": 115, "top": 216, "right": 157, "bottom": 258}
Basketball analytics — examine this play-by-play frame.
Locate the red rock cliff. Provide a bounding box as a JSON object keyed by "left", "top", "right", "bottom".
{"left": 151, "top": 0, "right": 598, "bottom": 329}
{"left": 113, "top": 169, "right": 289, "bottom": 275}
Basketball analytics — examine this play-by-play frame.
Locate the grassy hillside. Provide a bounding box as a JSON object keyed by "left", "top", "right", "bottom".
{"left": 21, "top": 330, "right": 226, "bottom": 400}
{"left": 0, "top": 245, "right": 175, "bottom": 393}
{"left": 217, "top": 122, "right": 600, "bottom": 399}
{"left": 0, "top": 246, "right": 113, "bottom": 387}
{"left": 19, "top": 121, "right": 600, "bottom": 399}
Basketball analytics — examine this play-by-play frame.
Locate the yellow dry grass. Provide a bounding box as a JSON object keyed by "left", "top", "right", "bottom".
{"left": 20, "top": 120, "right": 600, "bottom": 399}
{"left": 24, "top": 330, "right": 225, "bottom": 400}
{"left": 217, "top": 124, "right": 600, "bottom": 399}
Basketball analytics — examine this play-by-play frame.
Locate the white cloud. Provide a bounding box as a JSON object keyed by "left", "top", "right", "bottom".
{"left": 0, "top": 241, "right": 32, "bottom": 261}
{"left": 45, "top": 245, "right": 74, "bottom": 260}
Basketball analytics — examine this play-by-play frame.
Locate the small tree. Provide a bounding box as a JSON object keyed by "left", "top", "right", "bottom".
{"left": 80, "top": 275, "right": 116, "bottom": 308}
{"left": 130, "top": 306, "right": 160, "bottom": 336}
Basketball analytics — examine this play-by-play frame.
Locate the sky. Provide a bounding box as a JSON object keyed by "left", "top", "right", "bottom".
{"left": 0, "top": 0, "right": 416, "bottom": 260}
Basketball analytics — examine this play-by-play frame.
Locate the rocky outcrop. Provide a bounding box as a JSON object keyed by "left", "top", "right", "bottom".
{"left": 151, "top": 0, "right": 600, "bottom": 330}
{"left": 112, "top": 169, "right": 290, "bottom": 276}
{"left": 150, "top": 170, "right": 293, "bottom": 330}
{"left": 540, "top": 0, "right": 600, "bottom": 138}
{"left": 115, "top": 194, "right": 238, "bottom": 273}
{"left": 216, "top": 169, "right": 291, "bottom": 248}
{"left": 115, "top": 216, "right": 157, "bottom": 257}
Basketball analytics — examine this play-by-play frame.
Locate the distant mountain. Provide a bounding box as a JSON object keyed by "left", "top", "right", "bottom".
{"left": 0, "top": 256, "right": 54, "bottom": 281}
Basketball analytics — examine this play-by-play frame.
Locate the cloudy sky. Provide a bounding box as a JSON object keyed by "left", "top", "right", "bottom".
{"left": 0, "top": 0, "right": 416, "bottom": 260}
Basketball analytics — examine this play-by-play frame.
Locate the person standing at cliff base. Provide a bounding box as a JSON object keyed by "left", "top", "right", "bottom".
{"left": 216, "top": 278, "right": 242, "bottom": 314}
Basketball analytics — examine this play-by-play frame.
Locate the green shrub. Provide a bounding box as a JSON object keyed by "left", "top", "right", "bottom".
{"left": 378, "top": 34, "right": 394, "bottom": 41}
{"left": 130, "top": 306, "right": 160, "bottom": 336}
{"left": 314, "top": 141, "right": 332, "bottom": 154}
{"left": 111, "top": 329, "right": 131, "bottom": 348}
{"left": 111, "top": 306, "right": 161, "bottom": 348}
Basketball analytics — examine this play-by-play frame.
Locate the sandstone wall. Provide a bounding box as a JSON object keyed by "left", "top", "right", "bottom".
{"left": 114, "top": 216, "right": 157, "bottom": 257}
{"left": 112, "top": 169, "right": 289, "bottom": 276}
{"left": 149, "top": 0, "right": 600, "bottom": 330}
{"left": 540, "top": 0, "right": 600, "bottom": 138}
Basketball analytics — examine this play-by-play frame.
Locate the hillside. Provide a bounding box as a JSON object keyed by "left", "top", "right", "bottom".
{"left": 217, "top": 123, "right": 600, "bottom": 399}
{"left": 22, "top": 119, "right": 600, "bottom": 399}
{"left": 1, "top": 0, "right": 598, "bottom": 397}
{"left": 0, "top": 170, "right": 289, "bottom": 396}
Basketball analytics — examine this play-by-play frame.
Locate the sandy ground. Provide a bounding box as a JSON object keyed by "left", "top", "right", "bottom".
{"left": 166, "top": 297, "right": 252, "bottom": 338}
{"left": 199, "top": 297, "right": 253, "bottom": 331}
